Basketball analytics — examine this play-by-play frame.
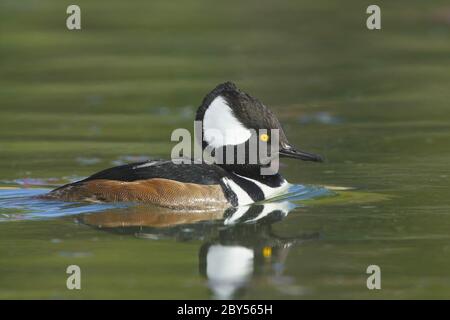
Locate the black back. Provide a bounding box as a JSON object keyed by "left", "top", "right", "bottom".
{"left": 82, "top": 160, "right": 229, "bottom": 185}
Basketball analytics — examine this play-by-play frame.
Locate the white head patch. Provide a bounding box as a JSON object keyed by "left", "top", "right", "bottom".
{"left": 203, "top": 96, "right": 252, "bottom": 148}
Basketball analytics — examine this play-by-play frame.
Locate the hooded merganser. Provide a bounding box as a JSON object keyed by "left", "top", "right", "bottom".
{"left": 45, "top": 82, "right": 323, "bottom": 209}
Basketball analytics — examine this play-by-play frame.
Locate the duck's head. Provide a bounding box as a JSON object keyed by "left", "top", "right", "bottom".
{"left": 196, "top": 82, "right": 323, "bottom": 169}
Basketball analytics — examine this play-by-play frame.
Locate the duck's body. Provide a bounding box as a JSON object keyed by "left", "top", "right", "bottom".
{"left": 45, "top": 160, "right": 289, "bottom": 210}
{"left": 45, "top": 82, "right": 322, "bottom": 209}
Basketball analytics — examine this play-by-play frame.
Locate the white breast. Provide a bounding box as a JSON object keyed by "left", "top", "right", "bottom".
{"left": 233, "top": 173, "right": 290, "bottom": 200}
{"left": 221, "top": 174, "right": 290, "bottom": 207}
{"left": 221, "top": 177, "right": 254, "bottom": 206}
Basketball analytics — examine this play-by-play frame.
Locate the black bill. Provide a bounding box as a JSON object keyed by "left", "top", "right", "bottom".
{"left": 279, "top": 145, "right": 323, "bottom": 162}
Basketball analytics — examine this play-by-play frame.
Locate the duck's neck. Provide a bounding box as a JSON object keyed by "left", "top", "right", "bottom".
{"left": 219, "top": 164, "right": 290, "bottom": 207}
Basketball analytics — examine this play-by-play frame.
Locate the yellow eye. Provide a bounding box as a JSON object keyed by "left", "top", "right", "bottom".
{"left": 262, "top": 246, "right": 272, "bottom": 258}
{"left": 260, "top": 133, "right": 269, "bottom": 142}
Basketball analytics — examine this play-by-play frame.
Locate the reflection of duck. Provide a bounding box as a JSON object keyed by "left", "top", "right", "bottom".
{"left": 80, "top": 204, "right": 225, "bottom": 229}
{"left": 199, "top": 205, "right": 319, "bottom": 299}
{"left": 79, "top": 200, "right": 296, "bottom": 231}
{"left": 78, "top": 200, "right": 319, "bottom": 299}
{"left": 45, "top": 82, "right": 322, "bottom": 209}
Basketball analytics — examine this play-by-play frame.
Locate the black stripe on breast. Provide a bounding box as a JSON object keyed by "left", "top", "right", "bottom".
{"left": 225, "top": 173, "right": 265, "bottom": 203}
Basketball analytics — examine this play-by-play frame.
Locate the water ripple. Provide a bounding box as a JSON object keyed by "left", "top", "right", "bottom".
{"left": 0, "top": 184, "right": 331, "bottom": 222}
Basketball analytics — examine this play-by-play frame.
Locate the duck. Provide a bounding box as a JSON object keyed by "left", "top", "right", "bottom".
{"left": 44, "top": 82, "right": 322, "bottom": 210}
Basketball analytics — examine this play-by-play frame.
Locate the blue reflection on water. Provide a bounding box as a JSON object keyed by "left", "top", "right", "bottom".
{"left": 0, "top": 184, "right": 331, "bottom": 222}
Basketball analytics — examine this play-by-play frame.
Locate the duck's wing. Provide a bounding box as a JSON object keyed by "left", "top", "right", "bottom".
{"left": 83, "top": 159, "right": 227, "bottom": 185}
{"left": 44, "top": 160, "right": 232, "bottom": 209}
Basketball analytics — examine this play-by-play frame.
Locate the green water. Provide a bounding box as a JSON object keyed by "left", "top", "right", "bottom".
{"left": 1, "top": 0, "right": 450, "bottom": 299}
